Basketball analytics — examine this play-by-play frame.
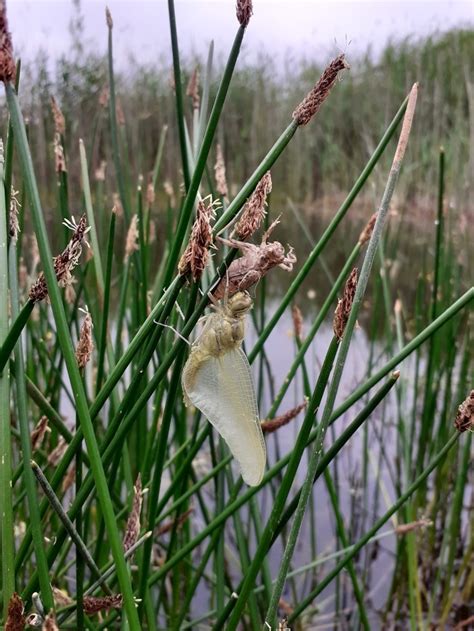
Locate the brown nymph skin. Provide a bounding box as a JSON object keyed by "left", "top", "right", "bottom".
{"left": 212, "top": 223, "right": 296, "bottom": 300}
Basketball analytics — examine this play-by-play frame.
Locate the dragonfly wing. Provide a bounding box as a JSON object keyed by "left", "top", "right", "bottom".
{"left": 184, "top": 348, "right": 266, "bottom": 486}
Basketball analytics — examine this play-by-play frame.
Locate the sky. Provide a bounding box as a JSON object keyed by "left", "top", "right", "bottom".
{"left": 7, "top": 0, "right": 474, "bottom": 70}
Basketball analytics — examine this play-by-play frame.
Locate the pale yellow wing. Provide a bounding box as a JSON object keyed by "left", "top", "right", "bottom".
{"left": 183, "top": 348, "right": 266, "bottom": 486}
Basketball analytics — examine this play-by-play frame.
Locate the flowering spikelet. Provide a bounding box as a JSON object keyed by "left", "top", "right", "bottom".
{"left": 233, "top": 172, "right": 272, "bottom": 240}
{"left": 178, "top": 198, "right": 216, "bottom": 280}
{"left": 156, "top": 508, "right": 193, "bottom": 537}
{"left": 333, "top": 268, "right": 358, "bottom": 340}
{"left": 29, "top": 215, "right": 90, "bottom": 303}
{"left": 293, "top": 54, "right": 348, "bottom": 126}
{"left": 50, "top": 96, "right": 65, "bottom": 135}
{"left": 261, "top": 401, "right": 307, "bottom": 434}
{"left": 94, "top": 159, "right": 106, "bottom": 181}
{"left": 0, "top": 0, "right": 16, "bottom": 83}
{"left": 5, "top": 592, "right": 25, "bottom": 631}
{"left": 359, "top": 213, "right": 377, "bottom": 245}
{"left": 98, "top": 85, "right": 109, "bottom": 109}
{"left": 395, "top": 518, "right": 432, "bottom": 535}
{"left": 41, "top": 612, "right": 59, "bottom": 631}
{"left": 83, "top": 594, "right": 123, "bottom": 614}
{"left": 214, "top": 144, "right": 228, "bottom": 197}
{"left": 146, "top": 180, "right": 155, "bottom": 206}
{"left": 53, "top": 132, "right": 67, "bottom": 173}
{"left": 236, "top": 0, "right": 253, "bottom": 27}
{"left": 105, "top": 6, "right": 113, "bottom": 29}
{"left": 163, "top": 179, "right": 176, "bottom": 206}
{"left": 186, "top": 67, "right": 200, "bottom": 110}
{"left": 291, "top": 304, "right": 304, "bottom": 340}
{"left": 124, "top": 214, "right": 139, "bottom": 260}
{"left": 31, "top": 415, "right": 50, "bottom": 452}
{"left": 454, "top": 390, "right": 474, "bottom": 433}
{"left": 9, "top": 186, "right": 20, "bottom": 242}
{"left": 75, "top": 307, "right": 93, "bottom": 369}
{"left": 61, "top": 464, "right": 75, "bottom": 493}
{"left": 123, "top": 474, "right": 143, "bottom": 553}
{"left": 47, "top": 436, "right": 67, "bottom": 466}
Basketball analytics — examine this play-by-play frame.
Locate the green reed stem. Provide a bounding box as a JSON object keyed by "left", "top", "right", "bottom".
{"left": 5, "top": 82, "right": 140, "bottom": 629}
{"left": 288, "top": 431, "right": 462, "bottom": 622}
{"left": 0, "top": 141, "right": 15, "bottom": 616}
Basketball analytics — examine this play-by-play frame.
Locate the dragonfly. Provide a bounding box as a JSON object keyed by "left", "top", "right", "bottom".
{"left": 182, "top": 291, "right": 266, "bottom": 486}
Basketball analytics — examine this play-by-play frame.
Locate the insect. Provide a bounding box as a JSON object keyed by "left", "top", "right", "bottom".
{"left": 212, "top": 219, "right": 296, "bottom": 300}
{"left": 182, "top": 291, "right": 266, "bottom": 486}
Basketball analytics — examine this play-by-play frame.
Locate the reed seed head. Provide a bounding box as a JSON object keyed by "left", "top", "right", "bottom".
{"left": 47, "top": 436, "right": 67, "bottom": 466}
{"left": 333, "top": 267, "right": 358, "bottom": 340}
{"left": 186, "top": 67, "right": 200, "bottom": 110}
{"left": 123, "top": 474, "right": 143, "bottom": 553}
{"left": 31, "top": 415, "right": 50, "bottom": 452}
{"left": 61, "top": 464, "right": 76, "bottom": 493}
{"left": 293, "top": 54, "right": 349, "bottom": 126}
{"left": 359, "top": 212, "right": 377, "bottom": 245}
{"left": 124, "top": 214, "right": 139, "bottom": 260}
{"left": 105, "top": 6, "right": 113, "bottom": 29}
{"left": 9, "top": 186, "right": 20, "bottom": 242}
{"left": 454, "top": 390, "right": 474, "bottom": 433}
{"left": 75, "top": 307, "right": 93, "bottom": 369}
{"left": 0, "top": 0, "right": 16, "bottom": 83}
{"left": 53, "top": 133, "right": 67, "bottom": 173}
{"left": 236, "top": 0, "right": 253, "bottom": 27}
{"left": 146, "top": 180, "right": 155, "bottom": 206}
{"left": 29, "top": 214, "right": 90, "bottom": 303}
{"left": 178, "top": 197, "right": 216, "bottom": 280}
{"left": 163, "top": 179, "right": 176, "bottom": 206}
{"left": 395, "top": 518, "right": 432, "bottom": 535}
{"left": 261, "top": 401, "right": 307, "bottom": 434}
{"left": 95, "top": 160, "right": 106, "bottom": 181}
{"left": 42, "top": 612, "right": 59, "bottom": 630}
{"left": 291, "top": 304, "right": 304, "bottom": 340}
{"left": 83, "top": 595, "right": 123, "bottom": 614}
{"left": 234, "top": 171, "right": 272, "bottom": 240}
{"left": 50, "top": 96, "right": 65, "bottom": 135}
{"left": 5, "top": 592, "right": 25, "bottom": 631}
{"left": 214, "top": 143, "right": 228, "bottom": 197}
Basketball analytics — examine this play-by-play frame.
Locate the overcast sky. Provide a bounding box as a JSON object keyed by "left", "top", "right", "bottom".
{"left": 8, "top": 0, "right": 474, "bottom": 69}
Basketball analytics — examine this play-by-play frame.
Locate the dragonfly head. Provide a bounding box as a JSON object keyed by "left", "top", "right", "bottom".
{"left": 226, "top": 291, "right": 253, "bottom": 317}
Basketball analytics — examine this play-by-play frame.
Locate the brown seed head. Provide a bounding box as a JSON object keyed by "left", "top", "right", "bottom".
{"left": 95, "top": 159, "right": 106, "bottom": 181}
{"left": 0, "top": 0, "right": 16, "bottom": 83}
{"left": 395, "top": 518, "right": 432, "bottom": 536}
{"left": 454, "top": 390, "right": 474, "bottom": 433}
{"left": 261, "top": 401, "right": 307, "bottom": 434}
{"left": 214, "top": 144, "right": 228, "bottom": 197}
{"left": 53, "top": 132, "right": 67, "bottom": 173}
{"left": 333, "top": 268, "right": 358, "bottom": 340}
{"left": 358, "top": 213, "right": 377, "bottom": 245}
{"left": 123, "top": 474, "right": 143, "bottom": 553}
{"left": 146, "top": 181, "right": 155, "bottom": 206}
{"left": 83, "top": 595, "right": 123, "bottom": 614}
{"left": 47, "top": 436, "right": 67, "bottom": 466}
{"left": 293, "top": 54, "right": 348, "bottom": 126}
{"left": 291, "top": 304, "right": 304, "bottom": 340}
{"left": 75, "top": 308, "right": 93, "bottom": 369}
{"left": 105, "top": 6, "right": 113, "bottom": 29}
{"left": 98, "top": 85, "right": 109, "bottom": 109}
{"left": 163, "top": 180, "right": 176, "bottom": 206}
{"left": 156, "top": 508, "right": 193, "bottom": 537}
{"left": 186, "top": 67, "right": 200, "bottom": 110}
{"left": 50, "top": 96, "right": 65, "bottom": 135}
{"left": 5, "top": 592, "right": 25, "bottom": 631}
{"left": 178, "top": 198, "right": 216, "bottom": 280}
{"left": 29, "top": 214, "right": 90, "bottom": 303}
{"left": 124, "top": 214, "right": 139, "bottom": 260}
{"left": 236, "top": 0, "right": 253, "bottom": 27}
{"left": 9, "top": 186, "right": 20, "bottom": 242}
{"left": 61, "top": 464, "right": 76, "bottom": 493}
{"left": 116, "top": 97, "right": 125, "bottom": 126}
{"left": 31, "top": 415, "right": 50, "bottom": 452}
{"left": 234, "top": 172, "right": 272, "bottom": 240}
{"left": 41, "top": 612, "right": 59, "bottom": 631}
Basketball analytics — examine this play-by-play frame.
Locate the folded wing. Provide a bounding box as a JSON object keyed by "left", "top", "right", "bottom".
{"left": 183, "top": 348, "right": 266, "bottom": 486}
